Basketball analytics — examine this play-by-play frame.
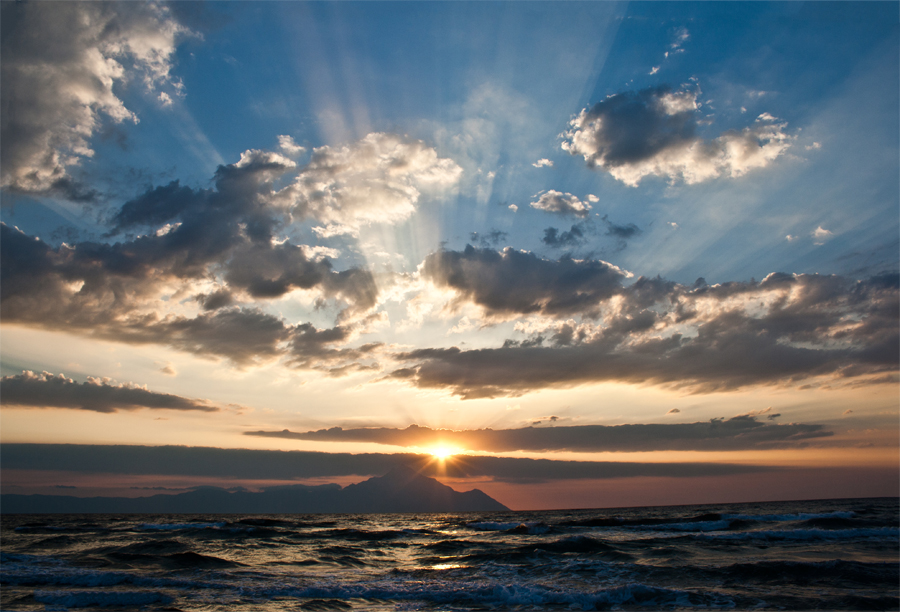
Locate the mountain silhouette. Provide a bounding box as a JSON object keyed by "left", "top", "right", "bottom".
{"left": 0, "top": 466, "right": 509, "bottom": 513}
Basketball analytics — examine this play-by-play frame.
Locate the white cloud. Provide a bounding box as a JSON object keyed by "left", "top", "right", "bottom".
{"left": 277, "top": 135, "right": 306, "bottom": 157}
{"left": 532, "top": 158, "right": 554, "bottom": 168}
{"left": 812, "top": 226, "right": 834, "bottom": 245}
{"left": 786, "top": 234, "right": 797, "bottom": 242}
{"left": 0, "top": 2, "right": 192, "bottom": 195}
{"left": 649, "top": 66, "right": 660, "bottom": 75}
{"left": 508, "top": 204, "right": 519, "bottom": 212}
{"left": 806, "top": 142, "right": 822, "bottom": 151}
{"left": 284, "top": 133, "right": 463, "bottom": 235}
{"left": 530, "top": 190, "right": 592, "bottom": 217}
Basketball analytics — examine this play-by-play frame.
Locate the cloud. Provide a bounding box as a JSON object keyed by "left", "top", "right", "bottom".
{"left": 666, "top": 408, "right": 681, "bottom": 415}
{"left": 508, "top": 204, "right": 519, "bottom": 212}
{"left": 420, "top": 246, "right": 628, "bottom": 317}
{"left": 602, "top": 216, "right": 642, "bottom": 240}
{"left": 813, "top": 226, "right": 834, "bottom": 245}
{"left": 391, "top": 271, "right": 900, "bottom": 398}
{"left": 0, "top": 1, "right": 191, "bottom": 197}
{"left": 532, "top": 158, "right": 554, "bottom": 168}
{"left": 0, "top": 371, "right": 218, "bottom": 413}
{"left": 247, "top": 417, "right": 831, "bottom": 453}
{"left": 277, "top": 135, "right": 306, "bottom": 157}
{"left": 542, "top": 223, "right": 588, "bottom": 249}
{"left": 561, "top": 85, "right": 794, "bottom": 186}
{"left": 530, "top": 190, "right": 592, "bottom": 217}
{"left": 469, "top": 230, "right": 509, "bottom": 248}
{"left": 0, "top": 443, "right": 773, "bottom": 483}
{"left": 283, "top": 132, "right": 462, "bottom": 236}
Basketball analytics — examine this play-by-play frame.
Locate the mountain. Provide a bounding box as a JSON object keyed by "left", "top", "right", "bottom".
{"left": 0, "top": 466, "right": 509, "bottom": 513}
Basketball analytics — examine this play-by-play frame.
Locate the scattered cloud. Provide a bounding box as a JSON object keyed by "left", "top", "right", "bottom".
{"left": 532, "top": 158, "right": 554, "bottom": 168}
{"left": 0, "top": 1, "right": 191, "bottom": 197}
{"left": 562, "top": 85, "right": 794, "bottom": 186}
{"left": 508, "top": 204, "right": 519, "bottom": 212}
{"left": 469, "top": 229, "right": 509, "bottom": 248}
{"left": 530, "top": 190, "right": 592, "bottom": 217}
{"left": 666, "top": 408, "right": 681, "bottom": 415}
{"left": 542, "top": 223, "right": 588, "bottom": 249}
{"left": 0, "top": 371, "right": 219, "bottom": 413}
{"left": 813, "top": 226, "right": 834, "bottom": 245}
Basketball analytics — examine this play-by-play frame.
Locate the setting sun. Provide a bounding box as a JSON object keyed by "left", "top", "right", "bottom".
{"left": 429, "top": 446, "right": 460, "bottom": 461}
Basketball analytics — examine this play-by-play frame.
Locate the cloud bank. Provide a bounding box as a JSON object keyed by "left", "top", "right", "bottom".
{"left": 397, "top": 263, "right": 899, "bottom": 398}
{"left": 246, "top": 416, "right": 832, "bottom": 452}
{"left": 0, "top": 444, "right": 772, "bottom": 484}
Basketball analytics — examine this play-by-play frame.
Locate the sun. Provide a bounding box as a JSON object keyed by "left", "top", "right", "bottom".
{"left": 429, "top": 446, "right": 459, "bottom": 461}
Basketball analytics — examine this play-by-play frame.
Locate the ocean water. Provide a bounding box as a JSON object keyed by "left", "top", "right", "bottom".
{"left": 1, "top": 497, "right": 897, "bottom": 611}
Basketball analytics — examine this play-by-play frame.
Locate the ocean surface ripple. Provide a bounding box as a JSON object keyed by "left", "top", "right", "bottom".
{"left": 1, "top": 497, "right": 897, "bottom": 611}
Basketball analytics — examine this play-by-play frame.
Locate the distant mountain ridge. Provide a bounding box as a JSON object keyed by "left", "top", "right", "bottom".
{"left": 0, "top": 466, "right": 509, "bottom": 513}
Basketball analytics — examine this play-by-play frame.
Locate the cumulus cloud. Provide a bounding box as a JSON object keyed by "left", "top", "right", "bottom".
{"left": 0, "top": 443, "right": 771, "bottom": 483}
{"left": 530, "top": 190, "right": 592, "bottom": 217}
{"left": 420, "top": 246, "right": 628, "bottom": 317}
{"left": 246, "top": 417, "right": 831, "bottom": 452}
{"left": 391, "top": 270, "right": 900, "bottom": 398}
{"left": 561, "top": 85, "right": 794, "bottom": 186}
{"left": 0, "top": 1, "right": 191, "bottom": 197}
{"left": 283, "top": 132, "right": 462, "bottom": 236}
{"left": 277, "top": 135, "right": 306, "bottom": 157}
{"left": 1, "top": 132, "right": 431, "bottom": 368}
{"left": 0, "top": 371, "right": 218, "bottom": 413}
{"left": 532, "top": 158, "right": 554, "bottom": 168}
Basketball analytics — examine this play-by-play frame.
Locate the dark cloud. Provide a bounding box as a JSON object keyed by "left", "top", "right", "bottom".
{"left": 469, "top": 229, "right": 509, "bottom": 248}
{"left": 542, "top": 223, "right": 587, "bottom": 249}
{"left": 246, "top": 416, "right": 831, "bottom": 452}
{"left": 289, "top": 323, "right": 382, "bottom": 374}
{"left": 602, "top": 215, "right": 641, "bottom": 240}
{"left": 562, "top": 85, "right": 793, "bottom": 186}
{"left": 420, "top": 245, "right": 627, "bottom": 317}
{"left": 393, "top": 270, "right": 899, "bottom": 398}
{"left": 0, "top": 371, "right": 219, "bottom": 413}
{"left": 0, "top": 443, "right": 772, "bottom": 484}
{"left": 197, "top": 289, "right": 235, "bottom": 311}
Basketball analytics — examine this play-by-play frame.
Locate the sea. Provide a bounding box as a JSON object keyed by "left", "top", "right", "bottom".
{"left": 1, "top": 497, "right": 897, "bottom": 611}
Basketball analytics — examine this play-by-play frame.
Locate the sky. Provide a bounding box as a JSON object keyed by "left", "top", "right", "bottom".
{"left": 1, "top": 1, "right": 898, "bottom": 511}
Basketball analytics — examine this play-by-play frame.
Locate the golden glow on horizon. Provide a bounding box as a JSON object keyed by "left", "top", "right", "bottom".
{"left": 428, "top": 446, "right": 461, "bottom": 461}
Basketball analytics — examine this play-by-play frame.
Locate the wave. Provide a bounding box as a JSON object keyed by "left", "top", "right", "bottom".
{"left": 467, "top": 521, "right": 552, "bottom": 534}
{"left": 695, "top": 527, "right": 900, "bottom": 542}
{"left": 136, "top": 521, "right": 226, "bottom": 531}
{"left": 34, "top": 590, "right": 174, "bottom": 608}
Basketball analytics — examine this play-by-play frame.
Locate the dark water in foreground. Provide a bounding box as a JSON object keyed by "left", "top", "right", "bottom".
{"left": 1, "top": 497, "right": 898, "bottom": 611}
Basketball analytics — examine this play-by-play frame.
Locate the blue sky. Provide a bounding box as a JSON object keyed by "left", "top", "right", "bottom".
{"left": 1, "top": 1, "right": 897, "bottom": 509}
